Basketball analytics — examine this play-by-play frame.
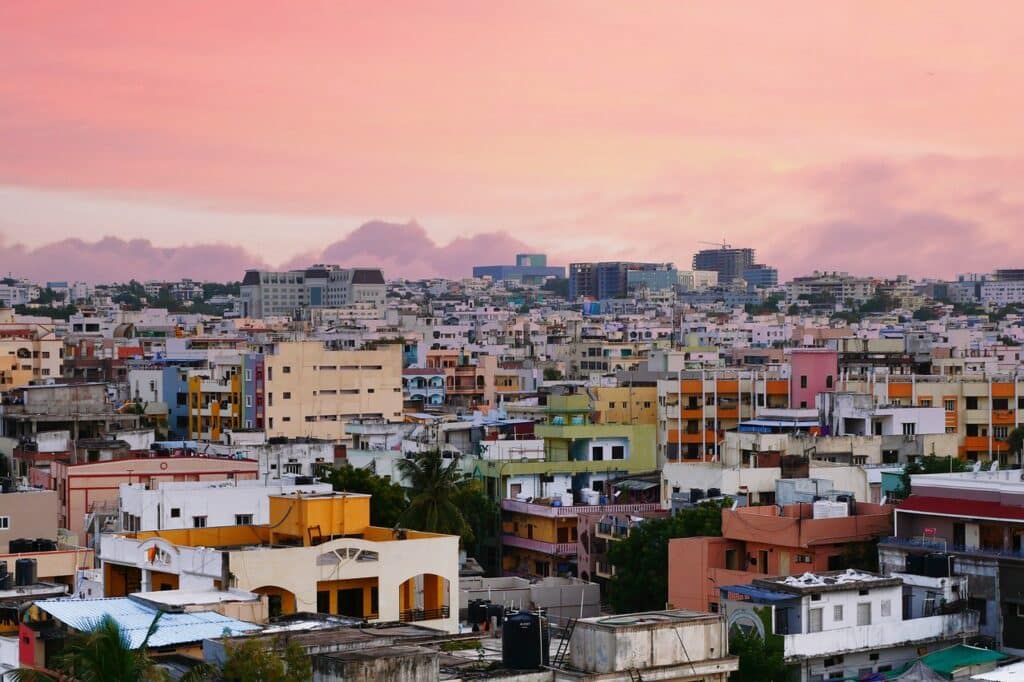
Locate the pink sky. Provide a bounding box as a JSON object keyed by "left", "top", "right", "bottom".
{"left": 2, "top": 2, "right": 1023, "bottom": 281}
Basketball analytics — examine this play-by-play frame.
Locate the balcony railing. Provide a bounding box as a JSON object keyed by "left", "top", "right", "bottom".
{"left": 782, "top": 612, "right": 978, "bottom": 660}
{"left": 501, "top": 499, "right": 662, "bottom": 518}
{"left": 881, "top": 536, "right": 1024, "bottom": 560}
{"left": 400, "top": 606, "right": 450, "bottom": 623}
{"left": 502, "top": 534, "right": 577, "bottom": 556}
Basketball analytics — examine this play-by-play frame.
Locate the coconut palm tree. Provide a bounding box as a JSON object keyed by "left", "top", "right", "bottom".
{"left": 396, "top": 450, "right": 472, "bottom": 542}
{"left": 9, "top": 613, "right": 171, "bottom": 682}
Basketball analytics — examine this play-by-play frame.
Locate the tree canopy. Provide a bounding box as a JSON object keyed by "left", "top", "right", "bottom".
{"left": 728, "top": 608, "right": 791, "bottom": 682}
{"left": 606, "top": 500, "right": 728, "bottom": 614}
{"left": 897, "top": 455, "right": 968, "bottom": 499}
{"left": 326, "top": 464, "right": 409, "bottom": 528}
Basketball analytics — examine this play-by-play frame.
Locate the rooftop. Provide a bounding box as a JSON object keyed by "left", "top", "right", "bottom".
{"left": 752, "top": 569, "right": 901, "bottom": 595}
{"left": 577, "top": 609, "right": 719, "bottom": 630}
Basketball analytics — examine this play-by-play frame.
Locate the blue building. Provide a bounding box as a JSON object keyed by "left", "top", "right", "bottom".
{"left": 569, "top": 262, "right": 676, "bottom": 300}
{"left": 472, "top": 253, "right": 565, "bottom": 284}
{"left": 743, "top": 265, "right": 779, "bottom": 288}
{"left": 403, "top": 368, "right": 446, "bottom": 408}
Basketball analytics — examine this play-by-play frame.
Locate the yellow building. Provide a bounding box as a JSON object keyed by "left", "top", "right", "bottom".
{"left": 98, "top": 492, "right": 460, "bottom": 633}
{"left": 264, "top": 341, "right": 403, "bottom": 442}
{"left": 0, "top": 323, "right": 62, "bottom": 391}
{"left": 845, "top": 375, "right": 1024, "bottom": 463}
{"left": 187, "top": 371, "right": 241, "bottom": 441}
{"left": 591, "top": 386, "right": 658, "bottom": 425}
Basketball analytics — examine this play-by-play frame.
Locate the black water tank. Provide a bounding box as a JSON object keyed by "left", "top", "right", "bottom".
{"left": 294, "top": 476, "right": 315, "bottom": 485}
{"left": 0, "top": 574, "right": 11, "bottom": 590}
{"left": 15, "top": 558, "right": 36, "bottom": 587}
{"left": 707, "top": 488, "right": 721, "bottom": 498}
{"left": 502, "top": 612, "right": 550, "bottom": 669}
{"left": 468, "top": 600, "right": 488, "bottom": 625}
{"left": 485, "top": 603, "right": 504, "bottom": 627}
{"left": 36, "top": 539, "right": 57, "bottom": 552}
{"left": 689, "top": 488, "right": 704, "bottom": 502}
{"left": 905, "top": 554, "right": 926, "bottom": 575}
{"left": 9, "top": 539, "right": 29, "bottom": 554}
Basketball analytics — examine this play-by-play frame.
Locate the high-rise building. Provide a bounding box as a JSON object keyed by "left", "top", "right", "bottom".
{"left": 568, "top": 262, "right": 676, "bottom": 300}
{"left": 692, "top": 247, "right": 755, "bottom": 284}
{"left": 742, "top": 264, "right": 779, "bottom": 288}
{"left": 240, "top": 265, "right": 385, "bottom": 318}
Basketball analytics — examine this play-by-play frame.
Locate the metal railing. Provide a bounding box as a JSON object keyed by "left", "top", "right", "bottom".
{"left": 881, "top": 536, "right": 1024, "bottom": 560}
{"left": 400, "top": 606, "right": 450, "bottom": 622}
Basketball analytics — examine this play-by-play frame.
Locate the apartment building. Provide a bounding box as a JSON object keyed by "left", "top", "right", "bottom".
{"left": 880, "top": 468, "right": 1024, "bottom": 651}
{"left": 263, "top": 341, "right": 403, "bottom": 441}
{"left": 656, "top": 370, "right": 791, "bottom": 464}
{"left": 845, "top": 374, "right": 1024, "bottom": 463}
{"left": 0, "top": 322, "right": 62, "bottom": 391}
{"left": 99, "top": 491, "right": 460, "bottom": 633}
{"left": 240, "top": 266, "right": 386, "bottom": 318}
{"left": 785, "top": 271, "right": 878, "bottom": 304}
{"left": 423, "top": 350, "right": 497, "bottom": 409}
{"left": 669, "top": 501, "right": 892, "bottom": 613}
{"left": 720, "top": 570, "right": 978, "bottom": 682}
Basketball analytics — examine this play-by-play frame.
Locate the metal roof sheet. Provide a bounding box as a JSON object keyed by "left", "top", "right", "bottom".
{"left": 35, "top": 598, "right": 261, "bottom": 649}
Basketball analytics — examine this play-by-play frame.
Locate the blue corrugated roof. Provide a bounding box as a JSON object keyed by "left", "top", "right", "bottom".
{"left": 719, "top": 584, "right": 797, "bottom": 602}
{"left": 34, "top": 598, "right": 261, "bottom": 648}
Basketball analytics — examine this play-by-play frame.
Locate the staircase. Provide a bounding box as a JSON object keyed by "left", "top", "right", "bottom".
{"left": 552, "top": 617, "right": 577, "bottom": 668}
{"left": 628, "top": 668, "right": 643, "bottom": 682}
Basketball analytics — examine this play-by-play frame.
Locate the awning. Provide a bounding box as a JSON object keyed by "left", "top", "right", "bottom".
{"left": 614, "top": 480, "right": 658, "bottom": 491}
{"left": 718, "top": 584, "right": 796, "bottom": 602}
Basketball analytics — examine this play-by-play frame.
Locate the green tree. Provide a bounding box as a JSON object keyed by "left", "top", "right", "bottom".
{"left": 396, "top": 451, "right": 473, "bottom": 543}
{"left": 326, "top": 464, "right": 409, "bottom": 528}
{"left": 729, "top": 608, "right": 791, "bottom": 682}
{"left": 14, "top": 303, "right": 78, "bottom": 319}
{"left": 1009, "top": 426, "right": 1024, "bottom": 464}
{"left": 10, "top": 613, "right": 170, "bottom": 681}
{"left": 912, "top": 307, "right": 939, "bottom": 321}
{"left": 543, "top": 367, "right": 563, "bottom": 381}
{"left": 897, "top": 455, "right": 968, "bottom": 499}
{"left": 606, "top": 500, "right": 728, "bottom": 613}
{"left": 450, "top": 478, "right": 498, "bottom": 559}
{"left": 216, "top": 636, "right": 311, "bottom": 682}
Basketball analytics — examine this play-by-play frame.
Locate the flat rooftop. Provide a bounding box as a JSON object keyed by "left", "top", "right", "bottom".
{"left": 753, "top": 569, "right": 901, "bottom": 595}
{"left": 578, "top": 609, "right": 719, "bottom": 629}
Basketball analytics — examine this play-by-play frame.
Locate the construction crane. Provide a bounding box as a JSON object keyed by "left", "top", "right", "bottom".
{"left": 698, "top": 239, "right": 732, "bottom": 249}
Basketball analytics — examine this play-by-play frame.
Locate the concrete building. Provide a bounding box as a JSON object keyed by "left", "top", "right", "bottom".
{"left": 0, "top": 486, "right": 59, "bottom": 553}
{"left": 822, "top": 391, "right": 946, "bottom": 438}
{"left": 240, "top": 265, "right": 386, "bottom": 319}
{"left": 0, "top": 322, "right": 62, "bottom": 391}
{"left": 472, "top": 253, "right": 565, "bottom": 284}
{"left": 557, "top": 609, "right": 739, "bottom": 681}
{"left": 880, "top": 468, "right": 1024, "bottom": 651}
{"left": 55, "top": 455, "right": 260, "bottom": 541}
{"left": 789, "top": 348, "right": 838, "bottom": 411}
{"left": 99, "top": 491, "right": 461, "bottom": 633}
{"left": 720, "top": 570, "right": 977, "bottom": 682}
{"left": 669, "top": 501, "right": 892, "bottom": 613}
{"left": 568, "top": 262, "right": 676, "bottom": 300}
{"left": 692, "top": 246, "right": 759, "bottom": 284}
{"left": 263, "top": 341, "right": 403, "bottom": 442}
{"left": 785, "top": 271, "right": 878, "bottom": 304}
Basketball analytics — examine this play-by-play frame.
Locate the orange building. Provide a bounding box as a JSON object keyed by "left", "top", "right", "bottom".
{"left": 668, "top": 501, "right": 892, "bottom": 613}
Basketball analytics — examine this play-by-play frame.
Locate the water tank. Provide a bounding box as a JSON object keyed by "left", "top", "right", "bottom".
{"left": 294, "top": 476, "right": 315, "bottom": 485}
{"left": 0, "top": 478, "right": 15, "bottom": 494}
{"left": 925, "top": 553, "right": 952, "bottom": 578}
{"left": 581, "top": 490, "right": 600, "bottom": 506}
{"left": 9, "top": 539, "right": 29, "bottom": 554}
{"left": 689, "top": 488, "right": 704, "bottom": 502}
{"left": 502, "top": 612, "right": 550, "bottom": 669}
{"left": 36, "top": 539, "right": 56, "bottom": 552}
{"left": 905, "top": 554, "right": 927, "bottom": 575}
{"left": 468, "top": 599, "right": 489, "bottom": 625}
{"left": 707, "top": 488, "right": 721, "bottom": 498}
{"left": 485, "top": 603, "right": 505, "bottom": 627}
{"left": 15, "top": 558, "right": 37, "bottom": 587}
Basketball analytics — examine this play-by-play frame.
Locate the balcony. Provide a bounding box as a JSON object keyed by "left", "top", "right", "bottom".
{"left": 993, "top": 409, "right": 1016, "bottom": 426}
{"left": 881, "top": 536, "right": 1024, "bottom": 561}
{"left": 782, "top": 612, "right": 978, "bottom": 660}
{"left": 668, "top": 429, "right": 721, "bottom": 445}
{"left": 501, "top": 499, "right": 661, "bottom": 518}
{"left": 502, "top": 534, "right": 577, "bottom": 556}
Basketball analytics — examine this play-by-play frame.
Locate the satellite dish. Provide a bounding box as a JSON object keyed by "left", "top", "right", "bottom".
{"left": 990, "top": 460, "right": 1000, "bottom": 472}
{"left": 972, "top": 460, "right": 982, "bottom": 473}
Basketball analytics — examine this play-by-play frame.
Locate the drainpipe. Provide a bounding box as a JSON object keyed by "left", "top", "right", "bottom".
{"left": 701, "top": 369, "right": 706, "bottom": 460}
{"left": 989, "top": 375, "right": 994, "bottom": 463}
{"left": 676, "top": 369, "right": 682, "bottom": 464}
{"left": 713, "top": 369, "right": 719, "bottom": 462}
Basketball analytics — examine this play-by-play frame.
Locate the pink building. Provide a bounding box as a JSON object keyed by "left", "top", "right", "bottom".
{"left": 788, "top": 348, "right": 838, "bottom": 410}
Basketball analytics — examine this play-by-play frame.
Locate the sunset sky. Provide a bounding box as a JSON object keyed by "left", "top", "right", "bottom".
{"left": 2, "top": 2, "right": 1023, "bottom": 281}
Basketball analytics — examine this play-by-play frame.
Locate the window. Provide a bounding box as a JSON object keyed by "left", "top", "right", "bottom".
{"left": 800, "top": 375, "right": 808, "bottom": 389}
{"left": 826, "top": 375, "right": 833, "bottom": 389}
{"left": 592, "top": 446, "right": 604, "bottom": 461}
{"left": 966, "top": 396, "right": 978, "bottom": 410}
{"left": 282, "top": 416, "right": 291, "bottom": 422}
{"left": 267, "top": 393, "right": 273, "bottom": 406}
{"left": 881, "top": 599, "right": 891, "bottom": 617}
{"left": 808, "top": 608, "right": 823, "bottom": 633}
{"left": 235, "top": 514, "right": 253, "bottom": 525}
{"left": 833, "top": 605, "right": 843, "bottom": 622}
{"left": 611, "top": 445, "right": 625, "bottom": 460}
{"left": 945, "top": 399, "right": 956, "bottom": 412}
{"left": 283, "top": 392, "right": 291, "bottom": 399}
{"left": 857, "top": 602, "right": 871, "bottom": 626}
{"left": 267, "top": 367, "right": 273, "bottom": 381}
{"left": 811, "top": 593, "right": 822, "bottom": 602}
{"left": 193, "top": 516, "right": 208, "bottom": 528}
{"left": 245, "top": 395, "right": 253, "bottom": 408}
{"left": 920, "top": 398, "right": 932, "bottom": 407}
{"left": 170, "top": 508, "right": 181, "bottom": 518}
{"left": 902, "top": 423, "right": 916, "bottom": 436}
{"left": 0, "top": 516, "right": 9, "bottom": 530}
{"left": 283, "top": 366, "right": 291, "bottom": 374}
{"left": 995, "top": 426, "right": 1009, "bottom": 440}
{"left": 245, "top": 369, "right": 252, "bottom": 382}
{"left": 824, "top": 655, "right": 844, "bottom": 667}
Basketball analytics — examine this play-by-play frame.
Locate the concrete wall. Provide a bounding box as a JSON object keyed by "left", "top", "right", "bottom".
{"left": 312, "top": 647, "right": 438, "bottom": 682}
{"left": 0, "top": 490, "right": 58, "bottom": 552}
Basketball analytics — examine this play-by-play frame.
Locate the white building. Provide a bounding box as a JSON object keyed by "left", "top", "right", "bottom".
{"left": 118, "top": 479, "right": 333, "bottom": 532}
{"left": 240, "top": 266, "right": 386, "bottom": 319}
{"left": 721, "top": 570, "right": 978, "bottom": 682}
{"left": 821, "top": 392, "right": 946, "bottom": 437}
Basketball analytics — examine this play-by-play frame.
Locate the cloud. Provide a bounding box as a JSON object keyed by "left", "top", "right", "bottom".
{"left": 0, "top": 234, "right": 269, "bottom": 283}
{"left": 0, "top": 221, "right": 542, "bottom": 283}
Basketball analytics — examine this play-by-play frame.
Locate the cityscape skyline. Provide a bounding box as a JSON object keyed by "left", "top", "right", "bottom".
{"left": 4, "top": 3, "right": 1024, "bottom": 281}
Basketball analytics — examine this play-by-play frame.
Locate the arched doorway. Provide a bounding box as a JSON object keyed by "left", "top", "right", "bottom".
{"left": 397, "top": 573, "right": 451, "bottom": 623}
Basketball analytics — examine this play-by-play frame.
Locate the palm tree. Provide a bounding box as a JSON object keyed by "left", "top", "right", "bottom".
{"left": 10, "top": 613, "right": 171, "bottom": 682}
{"left": 396, "top": 450, "right": 472, "bottom": 542}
